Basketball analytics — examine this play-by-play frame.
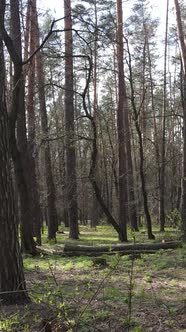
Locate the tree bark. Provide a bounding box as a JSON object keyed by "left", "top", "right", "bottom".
{"left": 82, "top": 57, "right": 127, "bottom": 240}
{"left": 123, "top": 79, "right": 138, "bottom": 231}
{"left": 174, "top": 0, "right": 186, "bottom": 241}
{"left": 3, "top": 0, "right": 37, "bottom": 254}
{"left": 91, "top": 0, "right": 100, "bottom": 228}
{"left": 116, "top": 0, "right": 128, "bottom": 241}
{"left": 26, "top": 0, "right": 42, "bottom": 244}
{"left": 64, "top": 241, "right": 181, "bottom": 253}
{"left": 33, "top": 0, "right": 58, "bottom": 241}
{"left": 64, "top": 0, "right": 79, "bottom": 239}
{"left": 159, "top": 0, "right": 169, "bottom": 232}
{"left": 126, "top": 40, "right": 155, "bottom": 240}
{"left": 0, "top": 38, "right": 29, "bottom": 305}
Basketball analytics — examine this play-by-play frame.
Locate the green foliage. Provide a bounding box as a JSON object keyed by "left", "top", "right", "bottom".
{"left": 47, "top": 238, "right": 56, "bottom": 245}
{"left": 1, "top": 226, "right": 185, "bottom": 331}
{"left": 120, "top": 316, "right": 137, "bottom": 329}
{"left": 0, "top": 313, "right": 21, "bottom": 332}
{"left": 95, "top": 309, "right": 110, "bottom": 320}
{"left": 132, "top": 327, "right": 143, "bottom": 332}
{"left": 143, "top": 273, "right": 153, "bottom": 283}
{"left": 24, "top": 254, "right": 93, "bottom": 272}
{"left": 166, "top": 209, "right": 182, "bottom": 228}
{"left": 0, "top": 310, "right": 39, "bottom": 332}
{"left": 164, "top": 319, "right": 176, "bottom": 328}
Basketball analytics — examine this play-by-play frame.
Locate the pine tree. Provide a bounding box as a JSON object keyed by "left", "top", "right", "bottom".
{"left": 0, "top": 37, "right": 28, "bottom": 305}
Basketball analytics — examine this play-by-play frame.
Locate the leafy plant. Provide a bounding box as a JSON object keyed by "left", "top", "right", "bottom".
{"left": 166, "top": 209, "right": 181, "bottom": 229}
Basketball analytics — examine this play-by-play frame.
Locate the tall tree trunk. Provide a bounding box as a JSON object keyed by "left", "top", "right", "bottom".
{"left": 26, "top": 0, "right": 42, "bottom": 244}
{"left": 116, "top": 0, "right": 128, "bottom": 241}
{"left": 174, "top": 0, "right": 186, "bottom": 241}
{"left": 91, "top": 0, "right": 100, "bottom": 228}
{"left": 82, "top": 56, "right": 126, "bottom": 240}
{"left": 9, "top": 0, "right": 37, "bottom": 254}
{"left": 33, "top": 0, "right": 58, "bottom": 241}
{"left": 123, "top": 78, "right": 138, "bottom": 231}
{"left": 147, "top": 36, "right": 160, "bottom": 221}
{"left": 159, "top": 0, "right": 169, "bottom": 232}
{"left": 0, "top": 38, "right": 29, "bottom": 305}
{"left": 64, "top": 0, "right": 79, "bottom": 239}
{"left": 126, "top": 40, "right": 155, "bottom": 240}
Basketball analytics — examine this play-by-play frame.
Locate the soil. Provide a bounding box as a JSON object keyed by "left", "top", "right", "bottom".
{"left": 0, "top": 249, "right": 186, "bottom": 332}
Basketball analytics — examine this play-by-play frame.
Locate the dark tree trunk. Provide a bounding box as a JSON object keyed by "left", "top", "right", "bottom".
{"left": 159, "top": 0, "right": 169, "bottom": 232}
{"left": 33, "top": 0, "right": 58, "bottom": 241}
{"left": 82, "top": 57, "right": 126, "bottom": 240}
{"left": 138, "top": 132, "right": 155, "bottom": 239}
{"left": 123, "top": 80, "right": 138, "bottom": 232}
{"left": 26, "top": 0, "right": 42, "bottom": 244}
{"left": 0, "top": 38, "right": 29, "bottom": 305}
{"left": 90, "top": 0, "right": 100, "bottom": 229}
{"left": 64, "top": 0, "right": 79, "bottom": 239}
{"left": 126, "top": 39, "right": 155, "bottom": 240}
{"left": 9, "top": 0, "right": 37, "bottom": 254}
{"left": 116, "top": 0, "right": 128, "bottom": 241}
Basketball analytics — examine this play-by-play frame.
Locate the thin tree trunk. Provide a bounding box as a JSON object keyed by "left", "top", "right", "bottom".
{"left": 147, "top": 36, "right": 160, "bottom": 221}
{"left": 126, "top": 40, "right": 155, "bottom": 240}
{"left": 174, "top": 0, "right": 186, "bottom": 241}
{"left": 123, "top": 78, "right": 138, "bottom": 231}
{"left": 91, "top": 0, "right": 100, "bottom": 228}
{"left": 159, "top": 0, "right": 169, "bottom": 232}
{"left": 26, "top": 0, "right": 42, "bottom": 244}
{"left": 116, "top": 0, "right": 128, "bottom": 241}
{"left": 64, "top": 0, "right": 79, "bottom": 239}
{"left": 33, "top": 0, "right": 58, "bottom": 241}
{"left": 82, "top": 56, "right": 126, "bottom": 240}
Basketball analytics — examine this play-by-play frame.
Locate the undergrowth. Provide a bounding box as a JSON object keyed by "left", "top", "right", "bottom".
{"left": 0, "top": 227, "right": 185, "bottom": 332}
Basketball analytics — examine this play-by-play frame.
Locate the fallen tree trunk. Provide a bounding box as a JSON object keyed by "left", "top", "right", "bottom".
{"left": 36, "top": 241, "right": 182, "bottom": 257}
{"left": 63, "top": 250, "right": 157, "bottom": 257}
{"left": 64, "top": 241, "right": 181, "bottom": 253}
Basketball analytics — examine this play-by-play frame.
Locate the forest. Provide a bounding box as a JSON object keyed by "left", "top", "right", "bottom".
{"left": 0, "top": 0, "right": 186, "bottom": 331}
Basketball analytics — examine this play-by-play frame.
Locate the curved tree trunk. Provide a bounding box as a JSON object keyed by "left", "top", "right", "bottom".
{"left": 82, "top": 56, "right": 127, "bottom": 241}
{"left": 126, "top": 40, "right": 155, "bottom": 240}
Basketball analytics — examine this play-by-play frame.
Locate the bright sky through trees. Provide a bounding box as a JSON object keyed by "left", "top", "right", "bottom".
{"left": 39, "top": 0, "right": 175, "bottom": 25}
{"left": 38, "top": 0, "right": 176, "bottom": 48}
{"left": 38, "top": 0, "right": 174, "bottom": 21}
{"left": 38, "top": 0, "right": 176, "bottom": 69}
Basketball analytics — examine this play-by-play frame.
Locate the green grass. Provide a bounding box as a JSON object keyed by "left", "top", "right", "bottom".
{"left": 39, "top": 224, "right": 182, "bottom": 251}
{"left": 24, "top": 254, "right": 93, "bottom": 272}
{"left": 1, "top": 225, "right": 185, "bottom": 332}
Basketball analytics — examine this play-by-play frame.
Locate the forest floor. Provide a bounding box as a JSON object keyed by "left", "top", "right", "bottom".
{"left": 0, "top": 226, "right": 186, "bottom": 332}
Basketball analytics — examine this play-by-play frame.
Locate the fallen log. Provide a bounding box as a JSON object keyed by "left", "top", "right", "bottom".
{"left": 64, "top": 241, "right": 181, "bottom": 253}
{"left": 36, "top": 241, "right": 182, "bottom": 257}
{"left": 63, "top": 250, "right": 158, "bottom": 257}
{"left": 36, "top": 247, "right": 64, "bottom": 256}
{"left": 36, "top": 247, "right": 159, "bottom": 257}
